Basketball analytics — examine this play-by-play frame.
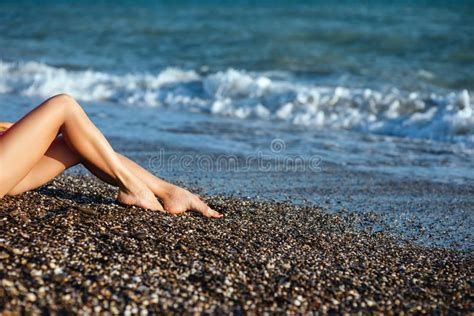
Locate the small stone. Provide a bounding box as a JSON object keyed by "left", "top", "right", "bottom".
{"left": 52, "top": 273, "right": 66, "bottom": 283}
{"left": 78, "top": 206, "right": 97, "bottom": 216}
{"left": 111, "top": 306, "right": 120, "bottom": 314}
{"left": 12, "top": 248, "right": 23, "bottom": 255}
{"left": 26, "top": 293, "right": 37, "bottom": 302}
{"left": 366, "top": 299, "right": 376, "bottom": 307}
{"left": 132, "top": 231, "right": 147, "bottom": 240}
{"left": 38, "top": 287, "right": 46, "bottom": 297}
{"left": 2, "top": 279, "right": 14, "bottom": 287}
{"left": 0, "top": 252, "right": 10, "bottom": 260}
{"left": 19, "top": 231, "right": 30, "bottom": 240}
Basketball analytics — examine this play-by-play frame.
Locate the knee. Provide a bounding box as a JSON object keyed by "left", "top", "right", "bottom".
{"left": 47, "top": 93, "right": 81, "bottom": 113}
{"left": 50, "top": 93, "right": 77, "bottom": 105}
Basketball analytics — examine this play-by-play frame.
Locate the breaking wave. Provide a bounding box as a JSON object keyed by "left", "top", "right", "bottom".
{"left": 1, "top": 60, "right": 472, "bottom": 144}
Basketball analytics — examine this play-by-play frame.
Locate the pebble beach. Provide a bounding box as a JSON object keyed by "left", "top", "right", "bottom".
{"left": 1, "top": 175, "right": 472, "bottom": 314}
{"left": 1, "top": 1, "right": 474, "bottom": 314}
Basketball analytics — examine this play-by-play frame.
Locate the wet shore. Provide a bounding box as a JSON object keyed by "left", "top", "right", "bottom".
{"left": 0, "top": 175, "right": 472, "bottom": 314}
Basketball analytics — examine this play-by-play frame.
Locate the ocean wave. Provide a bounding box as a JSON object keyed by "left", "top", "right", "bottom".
{"left": 1, "top": 60, "right": 473, "bottom": 144}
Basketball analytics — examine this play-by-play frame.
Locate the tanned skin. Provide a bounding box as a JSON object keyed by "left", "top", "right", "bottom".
{"left": 0, "top": 94, "right": 222, "bottom": 218}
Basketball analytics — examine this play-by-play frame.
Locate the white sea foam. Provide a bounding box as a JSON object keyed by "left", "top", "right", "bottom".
{"left": 1, "top": 60, "right": 473, "bottom": 144}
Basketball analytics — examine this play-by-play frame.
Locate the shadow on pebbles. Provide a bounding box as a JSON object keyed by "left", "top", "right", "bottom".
{"left": 0, "top": 176, "right": 472, "bottom": 314}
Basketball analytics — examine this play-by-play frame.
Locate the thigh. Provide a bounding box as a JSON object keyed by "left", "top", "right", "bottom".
{"left": 6, "top": 136, "right": 81, "bottom": 196}
{"left": 0, "top": 100, "right": 64, "bottom": 197}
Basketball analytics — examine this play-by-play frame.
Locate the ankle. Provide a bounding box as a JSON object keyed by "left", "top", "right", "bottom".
{"left": 115, "top": 167, "right": 140, "bottom": 193}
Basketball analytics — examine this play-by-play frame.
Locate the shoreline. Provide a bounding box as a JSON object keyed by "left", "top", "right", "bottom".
{"left": 3, "top": 95, "right": 473, "bottom": 251}
{"left": 0, "top": 175, "right": 472, "bottom": 314}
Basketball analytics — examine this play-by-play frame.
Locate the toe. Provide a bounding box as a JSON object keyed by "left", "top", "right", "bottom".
{"left": 198, "top": 202, "right": 223, "bottom": 218}
{"left": 205, "top": 207, "right": 223, "bottom": 218}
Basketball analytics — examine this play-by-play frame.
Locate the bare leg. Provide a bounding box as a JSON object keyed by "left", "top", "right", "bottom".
{"left": 0, "top": 94, "right": 162, "bottom": 211}
{"left": 7, "top": 136, "right": 222, "bottom": 218}
{"left": 111, "top": 154, "right": 222, "bottom": 217}
{"left": 5, "top": 137, "right": 81, "bottom": 195}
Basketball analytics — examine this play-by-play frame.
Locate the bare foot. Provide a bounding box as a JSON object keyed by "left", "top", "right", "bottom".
{"left": 117, "top": 188, "right": 164, "bottom": 211}
{"left": 162, "top": 186, "right": 222, "bottom": 218}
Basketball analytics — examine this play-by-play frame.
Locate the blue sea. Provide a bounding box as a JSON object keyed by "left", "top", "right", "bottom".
{"left": 0, "top": 0, "right": 473, "bottom": 249}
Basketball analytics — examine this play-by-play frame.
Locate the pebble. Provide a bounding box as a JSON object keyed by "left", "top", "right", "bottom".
{"left": 0, "top": 252, "right": 10, "bottom": 260}
{"left": 132, "top": 231, "right": 147, "bottom": 240}
{"left": 26, "top": 293, "right": 37, "bottom": 302}
{"left": 0, "top": 175, "right": 471, "bottom": 314}
{"left": 2, "top": 279, "right": 14, "bottom": 287}
{"left": 78, "top": 206, "right": 97, "bottom": 216}
{"left": 366, "top": 299, "right": 376, "bottom": 307}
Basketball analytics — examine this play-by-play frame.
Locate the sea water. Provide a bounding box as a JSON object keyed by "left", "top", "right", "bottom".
{"left": 0, "top": 1, "right": 473, "bottom": 249}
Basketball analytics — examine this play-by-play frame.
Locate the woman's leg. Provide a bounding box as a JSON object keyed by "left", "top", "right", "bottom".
{"left": 0, "top": 94, "right": 162, "bottom": 211}
{"left": 7, "top": 137, "right": 222, "bottom": 218}
{"left": 6, "top": 137, "right": 81, "bottom": 195}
